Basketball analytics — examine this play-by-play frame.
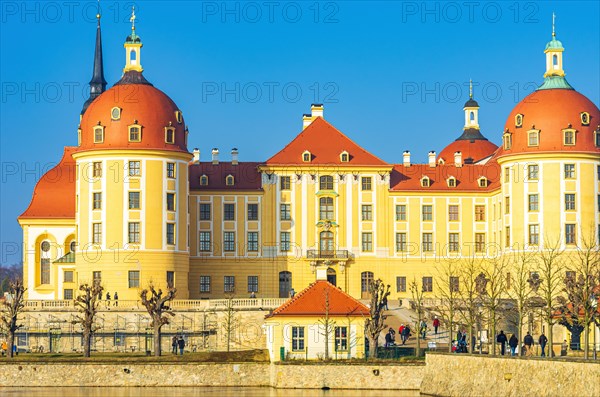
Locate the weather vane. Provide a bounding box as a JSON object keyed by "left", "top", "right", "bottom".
{"left": 130, "top": 6, "right": 136, "bottom": 31}
{"left": 552, "top": 12, "right": 556, "bottom": 37}
{"left": 469, "top": 79, "right": 473, "bottom": 99}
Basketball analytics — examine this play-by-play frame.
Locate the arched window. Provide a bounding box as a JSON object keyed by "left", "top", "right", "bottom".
{"left": 130, "top": 49, "right": 137, "bottom": 61}
{"left": 279, "top": 271, "right": 292, "bottom": 298}
{"left": 93, "top": 126, "right": 104, "bottom": 143}
{"left": 69, "top": 241, "right": 77, "bottom": 253}
{"left": 340, "top": 151, "right": 349, "bottom": 162}
{"left": 226, "top": 175, "right": 235, "bottom": 186}
{"left": 552, "top": 54, "right": 558, "bottom": 68}
{"left": 319, "top": 175, "right": 334, "bottom": 190}
{"left": 40, "top": 241, "right": 51, "bottom": 285}
{"left": 361, "top": 271, "right": 374, "bottom": 299}
{"left": 319, "top": 197, "right": 334, "bottom": 220}
{"left": 470, "top": 112, "right": 475, "bottom": 121}
{"left": 302, "top": 151, "right": 311, "bottom": 162}
{"left": 165, "top": 127, "right": 175, "bottom": 144}
{"left": 320, "top": 231, "right": 334, "bottom": 255}
{"left": 200, "top": 175, "right": 208, "bottom": 186}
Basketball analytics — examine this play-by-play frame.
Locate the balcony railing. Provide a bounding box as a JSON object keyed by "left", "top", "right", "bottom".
{"left": 306, "top": 250, "right": 349, "bottom": 259}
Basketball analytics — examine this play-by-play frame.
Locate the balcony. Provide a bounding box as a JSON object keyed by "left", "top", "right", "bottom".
{"left": 306, "top": 250, "right": 349, "bottom": 259}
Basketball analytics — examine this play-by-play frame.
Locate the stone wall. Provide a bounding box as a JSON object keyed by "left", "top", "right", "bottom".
{"left": 421, "top": 353, "right": 600, "bottom": 397}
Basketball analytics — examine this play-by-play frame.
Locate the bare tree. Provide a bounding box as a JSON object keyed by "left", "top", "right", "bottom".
{"left": 317, "top": 287, "right": 335, "bottom": 360}
{"left": 0, "top": 279, "right": 26, "bottom": 358}
{"left": 409, "top": 277, "right": 426, "bottom": 357}
{"left": 506, "top": 248, "right": 538, "bottom": 345}
{"left": 364, "top": 279, "right": 390, "bottom": 359}
{"left": 480, "top": 255, "right": 509, "bottom": 356}
{"left": 457, "top": 256, "right": 484, "bottom": 354}
{"left": 435, "top": 259, "right": 461, "bottom": 352}
{"left": 72, "top": 282, "right": 104, "bottom": 357}
{"left": 223, "top": 291, "right": 239, "bottom": 352}
{"left": 140, "top": 283, "right": 177, "bottom": 356}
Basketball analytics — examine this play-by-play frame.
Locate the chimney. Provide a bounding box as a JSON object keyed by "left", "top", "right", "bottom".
{"left": 302, "top": 114, "right": 312, "bottom": 130}
{"left": 231, "top": 148, "right": 239, "bottom": 166}
{"left": 454, "top": 151, "right": 462, "bottom": 167}
{"left": 311, "top": 103, "right": 324, "bottom": 119}
{"left": 212, "top": 148, "right": 219, "bottom": 165}
{"left": 403, "top": 151, "right": 411, "bottom": 167}
{"left": 193, "top": 148, "right": 200, "bottom": 163}
{"left": 428, "top": 151, "right": 436, "bottom": 168}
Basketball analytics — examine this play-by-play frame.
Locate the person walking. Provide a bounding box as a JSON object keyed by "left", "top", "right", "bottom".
{"left": 432, "top": 317, "right": 440, "bottom": 335}
{"left": 497, "top": 330, "right": 508, "bottom": 355}
{"left": 399, "top": 324, "right": 405, "bottom": 343}
{"left": 401, "top": 324, "right": 411, "bottom": 345}
{"left": 106, "top": 292, "right": 111, "bottom": 301}
{"left": 385, "top": 328, "right": 395, "bottom": 347}
{"left": 172, "top": 336, "right": 178, "bottom": 354}
{"left": 524, "top": 332, "right": 534, "bottom": 356}
{"left": 420, "top": 320, "right": 428, "bottom": 340}
{"left": 177, "top": 336, "right": 185, "bottom": 355}
{"left": 539, "top": 333, "right": 548, "bottom": 357}
{"left": 382, "top": 296, "right": 389, "bottom": 311}
{"left": 509, "top": 334, "right": 519, "bottom": 356}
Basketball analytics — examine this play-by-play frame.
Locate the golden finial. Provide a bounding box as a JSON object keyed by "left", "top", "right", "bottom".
{"left": 552, "top": 12, "right": 556, "bottom": 37}
{"left": 130, "top": 6, "right": 136, "bottom": 31}
{"left": 469, "top": 79, "right": 473, "bottom": 99}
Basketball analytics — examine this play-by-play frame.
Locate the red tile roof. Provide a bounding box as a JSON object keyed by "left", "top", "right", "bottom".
{"left": 19, "top": 147, "right": 77, "bottom": 220}
{"left": 266, "top": 117, "right": 389, "bottom": 167}
{"left": 267, "top": 280, "right": 370, "bottom": 317}
{"left": 438, "top": 138, "right": 498, "bottom": 164}
{"left": 390, "top": 159, "right": 501, "bottom": 192}
{"left": 189, "top": 162, "right": 262, "bottom": 191}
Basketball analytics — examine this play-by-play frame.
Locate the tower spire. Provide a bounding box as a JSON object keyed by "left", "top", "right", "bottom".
{"left": 538, "top": 14, "right": 572, "bottom": 90}
{"left": 469, "top": 79, "right": 473, "bottom": 99}
{"left": 552, "top": 12, "right": 556, "bottom": 37}
{"left": 463, "top": 79, "right": 479, "bottom": 130}
{"left": 81, "top": 9, "right": 107, "bottom": 115}
{"left": 123, "top": 6, "right": 143, "bottom": 73}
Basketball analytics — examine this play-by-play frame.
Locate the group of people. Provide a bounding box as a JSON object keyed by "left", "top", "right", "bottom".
{"left": 171, "top": 336, "right": 186, "bottom": 355}
{"left": 497, "top": 330, "right": 549, "bottom": 357}
{"left": 99, "top": 292, "right": 118, "bottom": 306}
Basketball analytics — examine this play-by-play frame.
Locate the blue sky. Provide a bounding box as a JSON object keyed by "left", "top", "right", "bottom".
{"left": 1, "top": 1, "right": 598, "bottom": 265}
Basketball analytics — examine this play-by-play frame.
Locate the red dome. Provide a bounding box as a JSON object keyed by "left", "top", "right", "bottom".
{"left": 496, "top": 89, "right": 599, "bottom": 158}
{"left": 438, "top": 129, "right": 498, "bottom": 164}
{"left": 79, "top": 73, "right": 188, "bottom": 153}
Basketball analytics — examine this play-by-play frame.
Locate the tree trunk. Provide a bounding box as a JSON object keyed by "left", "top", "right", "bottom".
{"left": 154, "top": 321, "right": 162, "bottom": 357}
{"left": 448, "top": 320, "right": 454, "bottom": 353}
{"left": 583, "top": 315, "right": 589, "bottom": 360}
{"left": 368, "top": 335, "right": 377, "bottom": 359}
{"left": 548, "top": 316, "right": 554, "bottom": 358}
{"left": 7, "top": 330, "right": 15, "bottom": 358}
{"left": 491, "top": 319, "right": 497, "bottom": 357}
{"left": 83, "top": 329, "right": 91, "bottom": 358}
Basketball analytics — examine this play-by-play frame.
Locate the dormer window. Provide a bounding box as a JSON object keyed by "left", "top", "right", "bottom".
{"left": 165, "top": 127, "right": 175, "bottom": 144}
{"left": 128, "top": 123, "right": 141, "bottom": 142}
{"left": 447, "top": 176, "right": 456, "bottom": 188}
{"left": 563, "top": 128, "right": 576, "bottom": 146}
{"left": 515, "top": 114, "right": 523, "bottom": 128}
{"left": 527, "top": 129, "right": 539, "bottom": 147}
{"left": 77, "top": 128, "right": 82, "bottom": 146}
{"left": 302, "top": 150, "right": 311, "bottom": 162}
{"left": 595, "top": 128, "right": 600, "bottom": 147}
{"left": 340, "top": 151, "right": 349, "bottom": 162}
{"left": 478, "top": 177, "right": 488, "bottom": 188}
{"left": 111, "top": 107, "right": 121, "bottom": 121}
{"left": 503, "top": 132, "right": 512, "bottom": 150}
{"left": 93, "top": 125, "right": 104, "bottom": 143}
{"left": 420, "top": 176, "right": 431, "bottom": 188}
{"left": 226, "top": 175, "right": 235, "bottom": 186}
{"left": 200, "top": 175, "right": 208, "bottom": 186}
{"left": 438, "top": 158, "right": 445, "bottom": 165}
{"left": 577, "top": 112, "right": 590, "bottom": 127}
{"left": 175, "top": 111, "right": 183, "bottom": 124}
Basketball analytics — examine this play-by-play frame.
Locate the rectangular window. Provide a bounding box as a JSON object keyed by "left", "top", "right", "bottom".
{"left": 128, "top": 191, "right": 140, "bottom": 209}
{"left": 93, "top": 271, "right": 101, "bottom": 287}
{"left": 199, "top": 203, "right": 211, "bottom": 220}
{"left": 505, "top": 197, "right": 510, "bottom": 214}
{"left": 528, "top": 194, "right": 539, "bottom": 211}
{"left": 166, "top": 162, "right": 175, "bottom": 178}
{"left": 93, "top": 192, "right": 102, "bottom": 210}
{"left": 395, "top": 233, "right": 407, "bottom": 252}
{"left": 422, "top": 276, "right": 433, "bottom": 292}
{"left": 166, "top": 223, "right": 175, "bottom": 245}
{"left": 564, "top": 130, "right": 575, "bottom": 145}
{"left": 248, "top": 276, "right": 258, "bottom": 293}
{"left": 280, "top": 176, "right": 291, "bottom": 190}
{"left": 505, "top": 226, "right": 511, "bottom": 247}
{"left": 64, "top": 270, "right": 74, "bottom": 283}
{"left": 448, "top": 233, "right": 459, "bottom": 252}
{"left": 292, "top": 326, "right": 305, "bottom": 351}
{"left": 166, "top": 193, "right": 175, "bottom": 211}
{"left": 92, "top": 223, "right": 102, "bottom": 244}
{"left": 565, "top": 224, "right": 576, "bottom": 244}
{"left": 448, "top": 205, "right": 459, "bottom": 221}
{"left": 128, "top": 161, "right": 140, "bottom": 176}
{"left": 422, "top": 233, "right": 433, "bottom": 252}
{"left": 94, "top": 128, "right": 103, "bottom": 143}
{"left": 224, "top": 203, "right": 235, "bottom": 220}
{"left": 200, "top": 276, "right": 211, "bottom": 293}
{"left": 361, "top": 204, "right": 372, "bottom": 221}
{"left": 565, "top": 193, "right": 576, "bottom": 210}
{"left": 199, "top": 232, "right": 211, "bottom": 252}
{"left": 247, "top": 203, "right": 259, "bottom": 221}
{"left": 475, "top": 233, "right": 486, "bottom": 253}
{"left": 320, "top": 176, "right": 334, "bottom": 190}
{"left": 40, "top": 258, "right": 50, "bottom": 284}
{"left": 335, "top": 326, "right": 348, "bottom": 351}
{"left": 422, "top": 205, "right": 433, "bottom": 221}
{"left": 564, "top": 164, "right": 575, "bottom": 179}
{"left": 280, "top": 203, "right": 291, "bottom": 221}
{"left": 395, "top": 205, "right": 407, "bottom": 221}
{"left": 528, "top": 130, "right": 539, "bottom": 146}
{"left": 504, "top": 167, "right": 511, "bottom": 183}
{"left": 450, "top": 276, "right": 459, "bottom": 293}
{"left": 224, "top": 276, "right": 235, "bottom": 293}
{"left": 527, "top": 164, "right": 539, "bottom": 180}
{"left": 128, "top": 222, "right": 140, "bottom": 244}
{"left": 396, "top": 276, "right": 406, "bottom": 292}
{"left": 224, "top": 232, "right": 235, "bottom": 252}
{"left": 474, "top": 205, "right": 485, "bottom": 221}
{"left": 167, "top": 271, "right": 175, "bottom": 287}
{"left": 247, "top": 232, "right": 259, "bottom": 252}
{"left": 92, "top": 162, "right": 102, "bottom": 177}
{"left": 362, "top": 232, "right": 373, "bottom": 252}
{"left": 63, "top": 289, "right": 73, "bottom": 300}
{"left": 128, "top": 271, "right": 140, "bottom": 288}
{"left": 319, "top": 198, "right": 334, "bottom": 220}
{"left": 528, "top": 224, "right": 539, "bottom": 245}
{"left": 280, "top": 232, "right": 291, "bottom": 252}
{"left": 361, "top": 177, "right": 372, "bottom": 191}
{"left": 129, "top": 126, "right": 141, "bottom": 142}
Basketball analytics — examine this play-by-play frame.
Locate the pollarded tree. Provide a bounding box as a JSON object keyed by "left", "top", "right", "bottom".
{"left": 506, "top": 248, "right": 538, "bottom": 344}
{"left": 435, "top": 258, "right": 461, "bottom": 352}
{"left": 140, "top": 283, "right": 177, "bottom": 356}
{"left": 318, "top": 287, "right": 335, "bottom": 360}
{"left": 0, "top": 279, "right": 26, "bottom": 358}
{"left": 72, "top": 282, "right": 104, "bottom": 357}
{"left": 409, "top": 276, "right": 426, "bottom": 357}
{"left": 480, "top": 255, "right": 509, "bottom": 356}
{"left": 457, "top": 256, "right": 485, "bottom": 354}
{"left": 364, "top": 279, "right": 390, "bottom": 359}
